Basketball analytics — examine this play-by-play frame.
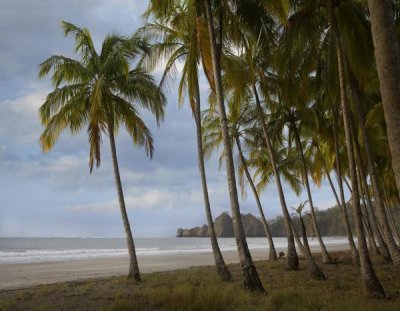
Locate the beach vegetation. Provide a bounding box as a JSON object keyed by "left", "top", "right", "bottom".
{"left": 38, "top": 22, "right": 166, "bottom": 281}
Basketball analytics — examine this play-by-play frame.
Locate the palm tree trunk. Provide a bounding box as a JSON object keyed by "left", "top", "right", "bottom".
{"left": 350, "top": 75, "right": 400, "bottom": 264}
{"left": 252, "top": 85, "right": 298, "bottom": 270}
{"left": 386, "top": 206, "right": 400, "bottom": 245}
{"left": 108, "top": 125, "right": 140, "bottom": 281}
{"left": 235, "top": 137, "right": 277, "bottom": 261}
{"left": 292, "top": 124, "right": 332, "bottom": 263}
{"left": 291, "top": 220, "right": 306, "bottom": 256}
{"left": 367, "top": 0, "right": 400, "bottom": 195}
{"left": 330, "top": 6, "right": 385, "bottom": 297}
{"left": 344, "top": 177, "right": 352, "bottom": 194}
{"left": 354, "top": 142, "right": 391, "bottom": 259}
{"left": 298, "top": 215, "right": 326, "bottom": 281}
{"left": 203, "top": 0, "right": 264, "bottom": 292}
{"left": 317, "top": 143, "right": 359, "bottom": 258}
{"left": 194, "top": 81, "right": 232, "bottom": 281}
{"left": 332, "top": 113, "right": 360, "bottom": 265}
{"left": 358, "top": 169, "right": 379, "bottom": 255}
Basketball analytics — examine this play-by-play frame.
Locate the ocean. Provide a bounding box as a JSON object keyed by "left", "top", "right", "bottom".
{"left": 0, "top": 237, "right": 349, "bottom": 264}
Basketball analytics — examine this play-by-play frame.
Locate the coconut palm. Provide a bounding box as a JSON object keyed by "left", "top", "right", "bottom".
{"left": 203, "top": 0, "right": 264, "bottom": 292}
{"left": 141, "top": 0, "right": 232, "bottom": 281}
{"left": 367, "top": 0, "right": 400, "bottom": 196}
{"left": 202, "top": 97, "right": 278, "bottom": 262}
{"left": 349, "top": 73, "right": 400, "bottom": 264}
{"left": 38, "top": 22, "right": 166, "bottom": 281}
{"left": 314, "top": 139, "right": 360, "bottom": 264}
{"left": 220, "top": 33, "right": 300, "bottom": 270}
{"left": 279, "top": 0, "right": 386, "bottom": 296}
{"left": 328, "top": 1, "right": 385, "bottom": 297}
{"left": 292, "top": 202, "right": 326, "bottom": 281}
{"left": 266, "top": 70, "right": 333, "bottom": 264}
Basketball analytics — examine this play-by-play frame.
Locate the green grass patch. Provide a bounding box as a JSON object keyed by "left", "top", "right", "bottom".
{"left": 1, "top": 251, "right": 399, "bottom": 311}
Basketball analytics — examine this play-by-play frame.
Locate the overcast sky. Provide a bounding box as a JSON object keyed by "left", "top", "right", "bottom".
{"left": 0, "top": 0, "right": 343, "bottom": 238}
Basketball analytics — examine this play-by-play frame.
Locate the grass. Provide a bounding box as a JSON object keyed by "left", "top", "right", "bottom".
{"left": 1, "top": 251, "right": 399, "bottom": 311}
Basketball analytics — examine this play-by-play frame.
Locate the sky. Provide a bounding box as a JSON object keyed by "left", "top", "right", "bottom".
{"left": 0, "top": 0, "right": 343, "bottom": 238}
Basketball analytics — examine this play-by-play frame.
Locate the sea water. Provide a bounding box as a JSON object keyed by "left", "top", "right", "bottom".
{"left": 0, "top": 237, "right": 349, "bottom": 264}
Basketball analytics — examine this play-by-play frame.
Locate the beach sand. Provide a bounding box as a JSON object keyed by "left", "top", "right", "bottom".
{"left": 0, "top": 242, "right": 350, "bottom": 290}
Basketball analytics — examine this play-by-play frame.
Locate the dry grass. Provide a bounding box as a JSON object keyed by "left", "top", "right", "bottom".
{"left": 1, "top": 251, "right": 399, "bottom": 311}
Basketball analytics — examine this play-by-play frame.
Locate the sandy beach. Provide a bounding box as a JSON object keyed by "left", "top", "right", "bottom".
{"left": 0, "top": 242, "right": 350, "bottom": 290}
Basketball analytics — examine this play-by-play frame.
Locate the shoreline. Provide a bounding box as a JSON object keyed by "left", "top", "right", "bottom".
{"left": 0, "top": 243, "right": 350, "bottom": 290}
{"left": 1, "top": 249, "right": 399, "bottom": 311}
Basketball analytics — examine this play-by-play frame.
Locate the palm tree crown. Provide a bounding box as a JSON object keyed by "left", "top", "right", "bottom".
{"left": 39, "top": 21, "right": 165, "bottom": 170}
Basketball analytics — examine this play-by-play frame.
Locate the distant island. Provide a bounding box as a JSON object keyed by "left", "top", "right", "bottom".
{"left": 176, "top": 206, "right": 387, "bottom": 237}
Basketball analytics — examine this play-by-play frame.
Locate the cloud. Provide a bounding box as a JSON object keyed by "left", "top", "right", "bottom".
{"left": 0, "top": 0, "right": 150, "bottom": 99}
{"left": 0, "top": 91, "right": 46, "bottom": 144}
{"left": 67, "top": 189, "right": 204, "bottom": 212}
{"left": 0, "top": 0, "right": 344, "bottom": 237}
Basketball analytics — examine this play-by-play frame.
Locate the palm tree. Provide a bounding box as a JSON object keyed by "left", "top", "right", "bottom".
{"left": 38, "top": 22, "right": 166, "bottom": 281}
{"left": 293, "top": 202, "right": 326, "bottom": 281}
{"left": 349, "top": 74, "right": 400, "bottom": 264}
{"left": 203, "top": 0, "right": 264, "bottom": 292}
{"left": 222, "top": 35, "right": 300, "bottom": 270}
{"left": 281, "top": 0, "right": 385, "bottom": 296}
{"left": 236, "top": 137, "right": 278, "bottom": 262}
{"left": 141, "top": 0, "right": 232, "bottom": 281}
{"left": 202, "top": 98, "right": 278, "bottom": 262}
{"left": 367, "top": 0, "right": 400, "bottom": 196}
{"left": 328, "top": 2, "right": 385, "bottom": 297}
{"left": 315, "top": 140, "right": 359, "bottom": 264}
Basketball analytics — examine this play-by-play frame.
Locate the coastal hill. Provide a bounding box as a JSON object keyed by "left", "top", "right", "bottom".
{"left": 176, "top": 206, "right": 396, "bottom": 237}
{"left": 177, "top": 212, "right": 266, "bottom": 237}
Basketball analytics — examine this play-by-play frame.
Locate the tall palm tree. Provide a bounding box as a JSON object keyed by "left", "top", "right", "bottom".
{"left": 367, "top": 0, "right": 400, "bottom": 195}
{"left": 328, "top": 2, "right": 385, "bottom": 297}
{"left": 293, "top": 202, "right": 326, "bottom": 281}
{"left": 38, "top": 22, "right": 166, "bottom": 281}
{"left": 222, "top": 35, "right": 300, "bottom": 270}
{"left": 314, "top": 140, "right": 359, "bottom": 262}
{"left": 202, "top": 98, "right": 278, "bottom": 262}
{"left": 282, "top": 0, "right": 386, "bottom": 296}
{"left": 349, "top": 74, "right": 400, "bottom": 264}
{"left": 203, "top": 0, "right": 264, "bottom": 292}
{"left": 141, "top": 0, "right": 232, "bottom": 281}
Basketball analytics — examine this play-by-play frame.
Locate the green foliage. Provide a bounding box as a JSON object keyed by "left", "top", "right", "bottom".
{"left": 38, "top": 22, "right": 166, "bottom": 171}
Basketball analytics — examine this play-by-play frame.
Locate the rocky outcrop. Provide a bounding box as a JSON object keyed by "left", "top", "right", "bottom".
{"left": 177, "top": 212, "right": 266, "bottom": 237}
{"left": 214, "top": 212, "right": 234, "bottom": 237}
{"left": 176, "top": 225, "right": 208, "bottom": 237}
{"left": 242, "top": 213, "right": 266, "bottom": 237}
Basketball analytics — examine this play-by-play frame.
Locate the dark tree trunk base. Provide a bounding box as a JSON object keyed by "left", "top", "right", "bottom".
{"left": 217, "top": 264, "right": 233, "bottom": 282}
{"left": 364, "top": 277, "right": 386, "bottom": 299}
{"left": 242, "top": 265, "right": 265, "bottom": 292}
{"left": 269, "top": 250, "right": 278, "bottom": 262}
{"left": 309, "top": 263, "right": 326, "bottom": 281}
{"left": 351, "top": 250, "right": 361, "bottom": 267}
{"left": 127, "top": 271, "right": 141, "bottom": 282}
{"left": 321, "top": 253, "right": 333, "bottom": 264}
{"left": 286, "top": 246, "right": 299, "bottom": 271}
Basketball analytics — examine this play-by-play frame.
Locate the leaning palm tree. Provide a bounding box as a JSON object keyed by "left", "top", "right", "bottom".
{"left": 38, "top": 21, "right": 166, "bottom": 281}
{"left": 203, "top": 0, "right": 264, "bottom": 292}
{"left": 367, "top": 0, "right": 400, "bottom": 196}
{"left": 202, "top": 98, "right": 278, "bottom": 262}
{"left": 222, "top": 37, "right": 300, "bottom": 270}
{"left": 279, "top": 0, "right": 385, "bottom": 296}
{"left": 141, "top": 0, "right": 232, "bottom": 281}
{"left": 292, "top": 202, "right": 326, "bottom": 281}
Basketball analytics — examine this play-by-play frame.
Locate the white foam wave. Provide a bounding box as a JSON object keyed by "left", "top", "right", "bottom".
{"left": 0, "top": 237, "right": 350, "bottom": 264}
